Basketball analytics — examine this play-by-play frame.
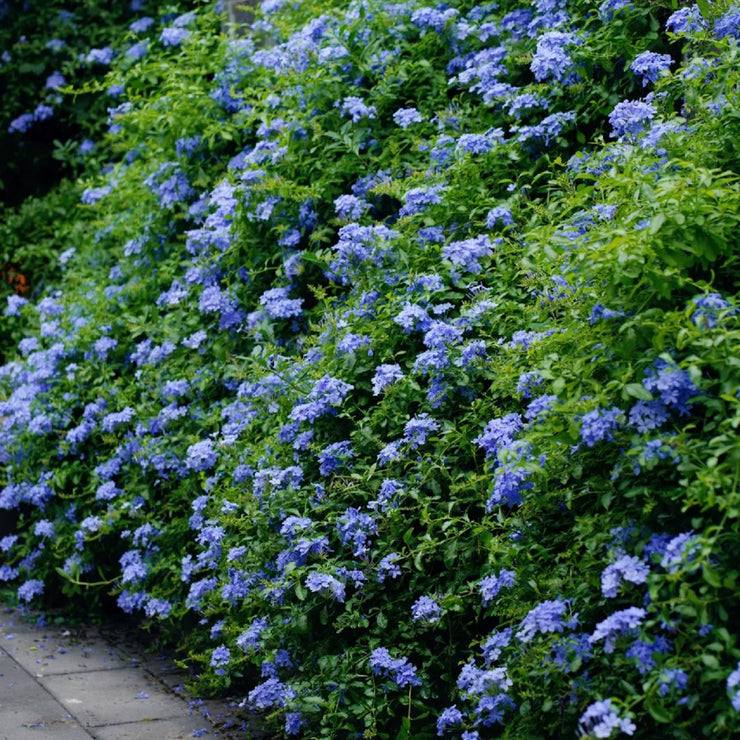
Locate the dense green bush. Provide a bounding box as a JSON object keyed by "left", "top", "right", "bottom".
{"left": 2, "top": 1, "right": 740, "bottom": 738}
{"left": 0, "top": 0, "right": 199, "bottom": 353}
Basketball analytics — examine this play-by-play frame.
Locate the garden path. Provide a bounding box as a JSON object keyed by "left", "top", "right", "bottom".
{"left": 0, "top": 607, "right": 253, "bottom": 740}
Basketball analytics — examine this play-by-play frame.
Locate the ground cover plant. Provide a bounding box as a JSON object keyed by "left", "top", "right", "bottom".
{"left": 0, "top": 0, "right": 200, "bottom": 356}
{"left": 2, "top": 0, "right": 740, "bottom": 737}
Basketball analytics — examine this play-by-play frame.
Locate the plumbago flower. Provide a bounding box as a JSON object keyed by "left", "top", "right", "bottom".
{"left": 630, "top": 51, "right": 672, "bottom": 86}
{"left": 727, "top": 662, "right": 740, "bottom": 711}
{"left": 601, "top": 555, "right": 649, "bottom": 598}
{"left": 2, "top": 0, "right": 739, "bottom": 737}
{"left": 590, "top": 607, "right": 647, "bottom": 653}
{"left": 479, "top": 570, "right": 515, "bottom": 606}
{"left": 370, "top": 647, "right": 421, "bottom": 688}
{"left": 411, "top": 595, "right": 442, "bottom": 624}
{"left": 578, "top": 699, "right": 636, "bottom": 738}
{"left": 608, "top": 99, "right": 656, "bottom": 138}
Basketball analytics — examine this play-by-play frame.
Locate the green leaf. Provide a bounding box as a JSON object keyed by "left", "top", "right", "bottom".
{"left": 702, "top": 564, "right": 723, "bottom": 589}
{"left": 695, "top": 0, "right": 712, "bottom": 18}
{"left": 443, "top": 539, "right": 458, "bottom": 568}
{"left": 701, "top": 654, "right": 720, "bottom": 669}
{"left": 647, "top": 701, "right": 673, "bottom": 724}
{"left": 395, "top": 717, "right": 411, "bottom": 740}
{"left": 648, "top": 212, "right": 666, "bottom": 234}
{"left": 623, "top": 383, "right": 653, "bottom": 401}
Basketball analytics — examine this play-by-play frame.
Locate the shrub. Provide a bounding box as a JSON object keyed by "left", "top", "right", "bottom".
{"left": 2, "top": 1, "right": 740, "bottom": 738}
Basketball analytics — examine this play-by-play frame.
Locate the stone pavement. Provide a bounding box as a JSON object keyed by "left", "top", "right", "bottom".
{"left": 0, "top": 607, "right": 254, "bottom": 740}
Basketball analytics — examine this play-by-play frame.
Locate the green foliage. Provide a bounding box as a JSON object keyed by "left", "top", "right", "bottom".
{"left": 2, "top": 1, "right": 740, "bottom": 738}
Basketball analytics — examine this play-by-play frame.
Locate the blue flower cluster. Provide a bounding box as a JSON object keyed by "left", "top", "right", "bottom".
{"left": 2, "top": 0, "right": 737, "bottom": 737}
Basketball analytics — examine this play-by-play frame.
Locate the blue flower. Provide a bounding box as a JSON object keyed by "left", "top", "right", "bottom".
{"left": 0, "top": 535, "right": 18, "bottom": 552}
{"left": 17, "top": 579, "right": 44, "bottom": 602}
{"left": 334, "top": 194, "right": 367, "bottom": 220}
{"left": 327, "top": 223, "right": 397, "bottom": 284}
{"left": 580, "top": 406, "right": 624, "bottom": 446}
{"left": 601, "top": 555, "right": 649, "bottom": 598}
{"left": 95, "top": 481, "right": 121, "bottom": 501}
{"left": 690, "top": 293, "right": 731, "bottom": 329}
{"left": 399, "top": 185, "right": 445, "bottom": 217}
{"left": 378, "top": 552, "right": 401, "bottom": 582}
{"left": 626, "top": 637, "right": 671, "bottom": 674}
{"left": 403, "top": 413, "right": 439, "bottom": 448}
{"left": 665, "top": 5, "right": 705, "bottom": 35}
{"left": 590, "top": 607, "right": 646, "bottom": 653}
{"left": 259, "top": 287, "right": 303, "bottom": 319}
{"left": 474, "top": 414, "right": 523, "bottom": 458}
{"left": 512, "top": 111, "right": 576, "bottom": 148}
{"left": 186, "top": 577, "right": 218, "bottom": 609}
{"left": 411, "top": 6, "right": 458, "bottom": 33}
{"left": 642, "top": 359, "right": 697, "bottom": 415}
{"left": 505, "top": 93, "right": 549, "bottom": 119}
{"left": 609, "top": 100, "right": 656, "bottom": 139}
{"left": 395, "top": 303, "right": 432, "bottom": 332}
{"left": 660, "top": 531, "right": 700, "bottom": 573}
{"left": 369, "top": 647, "right": 421, "bottom": 687}
{"left": 442, "top": 235, "right": 495, "bottom": 274}
{"left": 372, "top": 363, "right": 403, "bottom": 395}
{"left": 481, "top": 628, "right": 513, "bottom": 665}
{"left": 599, "top": 0, "right": 633, "bottom": 21}
{"left": 525, "top": 394, "right": 559, "bottom": 421}
{"left": 210, "top": 645, "right": 230, "bottom": 672}
{"left": 659, "top": 668, "right": 689, "bottom": 698}
{"left": 339, "top": 96, "right": 376, "bottom": 122}
{"left": 337, "top": 507, "right": 376, "bottom": 556}
{"left": 4, "top": 295, "right": 28, "bottom": 316}
{"left": 479, "top": 570, "right": 515, "bottom": 606}
{"left": 248, "top": 678, "right": 297, "bottom": 709}
{"left": 411, "top": 595, "right": 442, "bottom": 624}
{"left": 33, "top": 520, "right": 54, "bottom": 538}
{"left": 285, "top": 712, "right": 304, "bottom": 735}
{"left": 237, "top": 617, "right": 269, "bottom": 651}
{"left": 81, "top": 185, "right": 112, "bottom": 204}
{"left": 530, "top": 31, "right": 580, "bottom": 82}
{"left": 186, "top": 440, "right": 218, "bottom": 472}
{"left": 336, "top": 332, "right": 372, "bottom": 355}
{"left": 393, "top": 107, "right": 423, "bottom": 128}
{"left": 475, "top": 693, "right": 516, "bottom": 727}
{"left": 456, "top": 132, "right": 499, "bottom": 155}
{"left": 436, "top": 705, "right": 463, "bottom": 735}
{"left": 160, "top": 27, "right": 190, "bottom": 46}
{"left": 578, "top": 699, "right": 636, "bottom": 738}
{"left": 456, "top": 662, "right": 512, "bottom": 696}
{"left": 486, "top": 207, "right": 514, "bottom": 229}
{"left": 126, "top": 40, "right": 150, "bottom": 60}
{"left": 318, "top": 440, "right": 354, "bottom": 476}
{"left": 86, "top": 47, "right": 114, "bottom": 65}
{"left": 305, "top": 572, "right": 345, "bottom": 601}
{"left": 630, "top": 51, "right": 673, "bottom": 86}
{"left": 727, "top": 662, "right": 740, "bottom": 710}
{"left": 423, "top": 321, "right": 463, "bottom": 349}
{"left": 129, "top": 16, "right": 155, "bottom": 33}
{"left": 516, "top": 598, "right": 570, "bottom": 643}
{"left": 715, "top": 8, "right": 740, "bottom": 38}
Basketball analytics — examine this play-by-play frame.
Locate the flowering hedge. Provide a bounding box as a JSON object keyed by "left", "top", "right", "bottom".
{"left": 0, "top": 0, "right": 197, "bottom": 350}
{"left": 3, "top": 1, "right": 740, "bottom": 738}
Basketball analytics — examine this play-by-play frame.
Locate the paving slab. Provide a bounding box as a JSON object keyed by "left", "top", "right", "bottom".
{"left": 0, "top": 648, "right": 93, "bottom": 740}
{"left": 2, "top": 627, "right": 132, "bottom": 677}
{"left": 40, "top": 667, "right": 192, "bottom": 727}
{"left": 93, "top": 717, "right": 215, "bottom": 740}
{"left": 0, "top": 608, "right": 251, "bottom": 739}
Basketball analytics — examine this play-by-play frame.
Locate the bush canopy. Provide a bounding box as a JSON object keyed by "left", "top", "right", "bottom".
{"left": 2, "top": 1, "right": 740, "bottom": 738}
